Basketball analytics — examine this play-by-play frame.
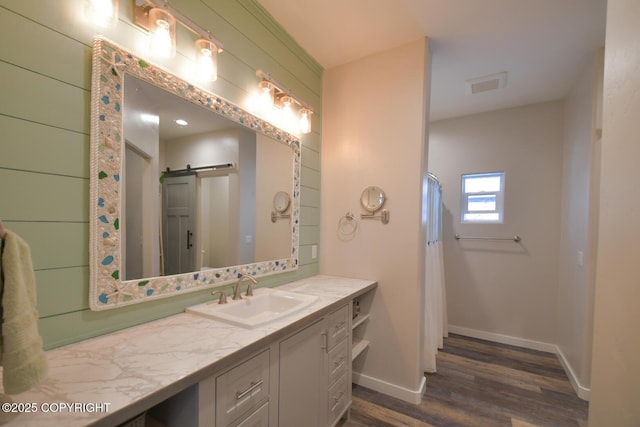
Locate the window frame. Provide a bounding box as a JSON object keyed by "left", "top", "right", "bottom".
{"left": 460, "top": 171, "right": 505, "bottom": 224}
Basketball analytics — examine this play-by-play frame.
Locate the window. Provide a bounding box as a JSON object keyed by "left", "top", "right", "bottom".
{"left": 461, "top": 172, "right": 505, "bottom": 223}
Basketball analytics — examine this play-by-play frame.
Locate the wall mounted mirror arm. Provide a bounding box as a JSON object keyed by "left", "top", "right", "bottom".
{"left": 271, "top": 211, "right": 291, "bottom": 222}
{"left": 361, "top": 209, "right": 390, "bottom": 224}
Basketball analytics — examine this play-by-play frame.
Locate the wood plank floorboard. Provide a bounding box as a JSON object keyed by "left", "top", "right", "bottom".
{"left": 338, "top": 334, "right": 588, "bottom": 427}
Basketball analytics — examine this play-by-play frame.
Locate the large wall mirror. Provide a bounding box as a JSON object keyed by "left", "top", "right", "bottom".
{"left": 89, "top": 37, "right": 300, "bottom": 310}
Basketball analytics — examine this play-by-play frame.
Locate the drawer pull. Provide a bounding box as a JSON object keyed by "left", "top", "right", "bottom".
{"left": 333, "top": 391, "right": 344, "bottom": 404}
{"left": 334, "top": 357, "right": 345, "bottom": 368}
{"left": 235, "top": 379, "right": 263, "bottom": 400}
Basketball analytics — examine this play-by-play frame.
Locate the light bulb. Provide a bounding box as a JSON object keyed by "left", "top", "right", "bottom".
{"left": 148, "top": 8, "right": 175, "bottom": 58}
{"left": 280, "top": 96, "right": 296, "bottom": 131}
{"left": 299, "top": 108, "right": 312, "bottom": 134}
{"left": 195, "top": 39, "right": 218, "bottom": 82}
{"left": 258, "top": 81, "right": 274, "bottom": 113}
{"left": 85, "top": 0, "right": 118, "bottom": 27}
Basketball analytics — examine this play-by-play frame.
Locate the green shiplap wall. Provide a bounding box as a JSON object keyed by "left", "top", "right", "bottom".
{"left": 0, "top": 0, "right": 322, "bottom": 349}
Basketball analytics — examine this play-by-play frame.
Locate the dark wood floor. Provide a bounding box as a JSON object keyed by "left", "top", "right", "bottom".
{"left": 338, "top": 334, "right": 588, "bottom": 427}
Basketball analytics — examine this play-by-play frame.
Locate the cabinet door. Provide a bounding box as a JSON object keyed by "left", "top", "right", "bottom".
{"left": 278, "top": 319, "right": 326, "bottom": 427}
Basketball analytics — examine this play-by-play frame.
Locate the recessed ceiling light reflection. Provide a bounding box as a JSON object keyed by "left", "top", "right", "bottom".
{"left": 140, "top": 113, "right": 159, "bottom": 124}
{"left": 175, "top": 119, "right": 188, "bottom": 126}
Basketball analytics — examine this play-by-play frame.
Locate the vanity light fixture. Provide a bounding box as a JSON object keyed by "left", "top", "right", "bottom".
{"left": 84, "top": 0, "right": 118, "bottom": 27}
{"left": 256, "top": 69, "right": 314, "bottom": 134}
{"left": 133, "top": 0, "right": 223, "bottom": 80}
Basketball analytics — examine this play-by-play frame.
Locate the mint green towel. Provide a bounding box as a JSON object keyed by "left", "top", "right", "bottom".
{"left": 0, "top": 230, "right": 48, "bottom": 394}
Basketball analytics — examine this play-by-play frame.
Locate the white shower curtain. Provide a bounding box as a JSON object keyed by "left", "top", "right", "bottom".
{"left": 423, "top": 174, "right": 448, "bottom": 373}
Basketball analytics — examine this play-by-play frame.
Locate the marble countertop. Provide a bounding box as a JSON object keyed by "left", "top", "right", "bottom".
{"left": 0, "top": 275, "right": 376, "bottom": 426}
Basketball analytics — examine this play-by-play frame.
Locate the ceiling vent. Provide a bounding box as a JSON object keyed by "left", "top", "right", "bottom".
{"left": 466, "top": 72, "right": 507, "bottom": 95}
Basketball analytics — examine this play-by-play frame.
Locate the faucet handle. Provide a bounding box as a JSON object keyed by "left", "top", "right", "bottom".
{"left": 245, "top": 282, "right": 254, "bottom": 297}
{"left": 211, "top": 290, "right": 227, "bottom": 304}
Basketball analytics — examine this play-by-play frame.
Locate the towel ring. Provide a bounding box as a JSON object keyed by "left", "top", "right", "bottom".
{"left": 337, "top": 212, "right": 358, "bottom": 241}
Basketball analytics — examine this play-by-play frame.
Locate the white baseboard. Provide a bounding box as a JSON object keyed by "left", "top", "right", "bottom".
{"left": 448, "top": 325, "right": 590, "bottom": 401}
{"left": 555, "top": 346, "right": 590, "bottom": 401}
{"left": 352, "top": 371, "right": 426, "bottom": 404}
{"left": 448, "top": 325, "right": 557, "bottom": 353}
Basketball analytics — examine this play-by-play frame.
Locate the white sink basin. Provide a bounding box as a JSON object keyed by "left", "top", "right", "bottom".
{"left": 186, "top": 288, "right": 319, "bottom": 328}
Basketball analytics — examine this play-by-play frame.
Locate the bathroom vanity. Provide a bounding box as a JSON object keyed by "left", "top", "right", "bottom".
{"left": 0, "top": 275, "right": 376, "bottom": 426}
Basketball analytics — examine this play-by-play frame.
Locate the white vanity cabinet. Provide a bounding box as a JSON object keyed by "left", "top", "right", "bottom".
{"left": 214, "top": 349, "right": 271, "bottom": 426}
{"left": 278, "top": 304, "right": 351, "bottom": 427}
{"left": 325, "top": 305, "right": 351, "bottom": 426}
{"left": 198, "top": 348, "right": 274, "bottom": 427}
{"left": 278, "top": 318, "right": 327, "bottom": 426}
{"left": 4, "top": 276, "right": 376, "bottom": 427}
{"left": 197, "top": 302, "right": 357, "bottom": 427}
{"left": 149, "top": 293, "right": 376, "bottom": 427}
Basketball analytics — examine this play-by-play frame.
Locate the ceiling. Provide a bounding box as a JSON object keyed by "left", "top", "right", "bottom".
{"left": 126, "top": 74, "right": 244, "bottom": 141}
{"left": 256, "top": 0, "right": 607, "bottom": 121}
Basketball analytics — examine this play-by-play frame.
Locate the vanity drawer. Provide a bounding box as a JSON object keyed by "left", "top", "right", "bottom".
{"left": 236, "top": 401, "right": 269, "bottom": 427}
{"left": 328, "top": 338, "right": 349, "bottom": 386}
{"left": 327, "top": 305, "right": 349, "bottom": 349}
{"left": 216, "top": 350, "right": 270, "bottom": 427}
{"left": 327, "top": 373, "right": 350, "bottom": 424}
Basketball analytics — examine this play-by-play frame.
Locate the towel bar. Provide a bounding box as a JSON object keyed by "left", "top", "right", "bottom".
{"left": 454, "top": 234, "right": 521, "bottom": 242}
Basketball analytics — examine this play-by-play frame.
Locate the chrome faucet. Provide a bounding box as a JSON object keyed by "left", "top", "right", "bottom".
{"left": 233, "top": 274, "right": 259, "bottom": 300}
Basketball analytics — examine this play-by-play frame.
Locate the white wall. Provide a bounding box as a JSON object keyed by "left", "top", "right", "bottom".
{"left": 556, "top": 50, "right": 603, "bottom": 398}
{"left": 255, "top": 133, "right": 293, "bottom": 262}
{"left": 163, "top": 129, "right": 239, "bottom": 266}
{"left": 237, "top": 129, "right": 257, "bottom": 264}
{"left": 429, "top": 101, "right": 563, "bottom": 346}
{"left": 162, "top": 128, "right": 258, "bottom": 266}
{"left": 321, "top": 38, "right": 430, "bottom": 403}
{"left": 199, "top": 175, "right": 230, "bottom": 268}
{"left": 589, "top": 0, "right": 640, "bottom": 423}
{"left": 162, "top": 128, "right": 239, "bottom": 170}
{"left": 122, "top": 83, "right": 161, "bottom": 280}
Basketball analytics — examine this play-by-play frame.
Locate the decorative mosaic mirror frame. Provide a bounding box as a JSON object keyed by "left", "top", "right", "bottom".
{"left": 89, "top": 37, "right": 300, "bottom": 311}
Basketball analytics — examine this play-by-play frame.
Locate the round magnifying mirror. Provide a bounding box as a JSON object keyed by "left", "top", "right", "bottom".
{"left": 273, "top": 191, "right": 291, "bottom": 213}
{"left": 360, "top": 186, "right": 386, "bottom": 213}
